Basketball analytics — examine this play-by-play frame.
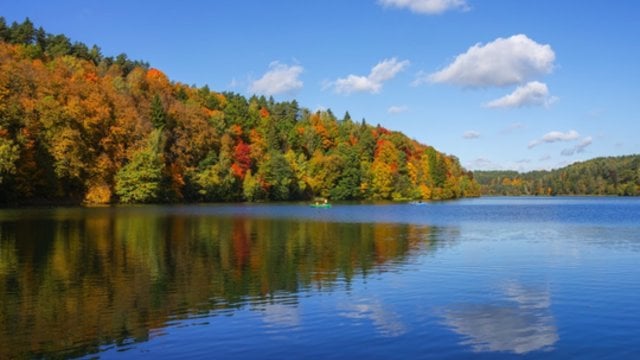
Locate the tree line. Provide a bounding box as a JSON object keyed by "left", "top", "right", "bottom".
{"left": 0, "top": 18, "right": 479, "bottom": 204}
{"left": 0, "top": 17, "right": 148, "bottom": 74}
{"left": 474, "top": 155, "right": 640, "bottom": 196}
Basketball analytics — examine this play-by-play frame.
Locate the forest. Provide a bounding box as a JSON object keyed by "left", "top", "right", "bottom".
{"left": 475, "top": 155, "right": 640, "bottom": 196}
{"left": 0, "top": 18, "right": 480, "bottom": 205}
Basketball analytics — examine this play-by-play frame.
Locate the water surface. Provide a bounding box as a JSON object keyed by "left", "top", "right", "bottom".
{"left": 0, "top": 197, "right": 639, "bottom": 358}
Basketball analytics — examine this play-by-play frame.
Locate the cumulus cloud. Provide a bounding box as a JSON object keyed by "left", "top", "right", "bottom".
{"left": 528, "top": 130, "right": 580, "bottom": 149}
{"left": 388, "top": 105, "right": 409, "bottom": 114}
{"left": 561, "top": 136, "right": 593, "bottom": 156}
{"left": 485, "top": 81, "right": 557, "bottom": 108}
{"left": 378, "top": 0, "right": 468, "bottom": 14}
{"left": 333, "top": 58, "right": 409, "bottom": 94}
{"left": 426, "top": 34, "right": 555, "bottom": 88}
{"left": 463, "top": 130, "right": 480, "bottom": 139}
{"left": 249, "top": 61, "right": 303, "bottom": 96}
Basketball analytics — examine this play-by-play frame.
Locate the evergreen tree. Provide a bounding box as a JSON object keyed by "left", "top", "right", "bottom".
{"left": 150, "top": 94, "right": 166, "bottom": 129}
{"left": 330, "top": 145, "right": 362, "bottom": 200}
{"left": 10, "top": 18, "right": 35, "bottom": 44}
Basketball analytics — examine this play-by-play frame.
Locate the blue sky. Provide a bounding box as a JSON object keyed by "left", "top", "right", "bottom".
{"left": 3, "top": 0, "right": 639, "bottom": 171}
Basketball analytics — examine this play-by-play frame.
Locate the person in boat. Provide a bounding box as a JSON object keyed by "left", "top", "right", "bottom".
{"left": 312, "top": 198, "right": 329, "bottom": 207}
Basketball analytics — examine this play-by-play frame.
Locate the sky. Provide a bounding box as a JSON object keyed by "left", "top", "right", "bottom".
{"left": 2, "top": 0, "right": 639, "bottom": 171}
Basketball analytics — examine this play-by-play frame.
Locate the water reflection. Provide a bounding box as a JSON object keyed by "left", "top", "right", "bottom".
{"left": 339, "top": 299, "right": 407, "bottom": 337}
{"left": 0, "top": 207, "right": 442, "bottom": 359}
{"left": 442, "top": 282, "right": 558, "bottom": 354}
{"left": 259, "top": 302, "right": 301, "bottom": 328}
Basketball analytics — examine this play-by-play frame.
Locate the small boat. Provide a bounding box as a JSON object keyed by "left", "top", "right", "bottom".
{"left": 310, "top": 203, "right": 332, "bottom": 208}
{"left": 310, "top": 200, "right": 332, "bottom": 208}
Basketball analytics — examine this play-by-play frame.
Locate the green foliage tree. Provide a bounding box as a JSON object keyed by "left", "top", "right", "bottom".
{"left": 258, "top": 151, "right": 296, "bottom": 201}
{"left": 115, "top": 129, "right": 165, "bottom": 203}
{"left": 9, "top": 17, "right": 35, "bottom": 44}
{"left": 150, "top": 94, "right": 166, "bottom": 129}
{"left": 242, "top": 170, "right": 265, "bottom": 201}
{"left": 330, "top": 145, "right": 362, "bottom": 200}
{"left": 0, "top": 136, "right": 20, "bottom": 183}
{"left": 427, "top": 148, "right": 447, "bottom": 188}
{"left": 194, "top": 133, "right": 240, "bottom": 201}
{"left": 0, "top": 18, "right": 8, "bottom": 41}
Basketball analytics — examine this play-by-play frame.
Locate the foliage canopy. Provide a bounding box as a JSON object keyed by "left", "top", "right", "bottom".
{"left": 475, "top": 155, "right": 640, "bottom": 196}
{"left": 0, "top": 17, "right": 479, "bottom": 204}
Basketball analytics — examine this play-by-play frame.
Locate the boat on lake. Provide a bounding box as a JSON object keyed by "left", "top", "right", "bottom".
{"left": 311, "top": 199, "right": 332, "bottom": 208}
{"left": 310, "top": 203, "right": 332, "bottom": 208}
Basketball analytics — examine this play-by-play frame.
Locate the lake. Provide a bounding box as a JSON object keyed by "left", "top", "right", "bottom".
{"left": 1, "top": 197, "right": 639, "bottom": 359}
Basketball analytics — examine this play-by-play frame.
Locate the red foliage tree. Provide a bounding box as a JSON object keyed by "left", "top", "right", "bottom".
{"left": 231, "top": 140, "right": 252, "bottom": 178}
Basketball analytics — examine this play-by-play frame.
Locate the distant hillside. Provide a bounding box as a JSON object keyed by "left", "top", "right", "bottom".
{"left": 0, "top": 17, "right": 479, "bottom": 204}
{"left": 475, "top": 155, "right": 640, "bottom": 196}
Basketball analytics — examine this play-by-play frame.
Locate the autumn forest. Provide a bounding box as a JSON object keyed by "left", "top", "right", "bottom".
{"left": 0, "top": 18, "right": 480, "bottom": 205}
{"left": 475, "top": 155, "right": 640, "bottom": 197}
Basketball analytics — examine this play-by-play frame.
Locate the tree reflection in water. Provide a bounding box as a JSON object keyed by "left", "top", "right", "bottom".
{"left": 0, "top": 207, "right": 443, "bottom": 359}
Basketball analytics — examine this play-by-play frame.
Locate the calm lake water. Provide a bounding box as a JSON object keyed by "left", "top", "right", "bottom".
{"left": 1, "top": 197, "right": 639, "bottom": 359}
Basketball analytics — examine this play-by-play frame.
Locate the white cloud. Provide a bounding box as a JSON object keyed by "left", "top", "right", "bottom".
{"left": 528, "top": 130, "right": 580, "bottom": 149}
{"left": 333, "top": 58, "right": 409, "bottom": 94}
{"left": 426, "top": 34, "right": 555, "bottom": 88}
{"left": 335, "top": 75, "right": 380, "bottom": 94}
{"left": 378, "top": 0, "right": 468, "bottom": 14}
{"left": 541, "top": 130, "right": 580, "bottom": 142}
{"left": 485, "top": 81, "right": 557, "bottom": 108}
{"left": 561, "top": 136, "right": 593, "bottom": 156}
{"left": 388, "top": 105, "right": 409, "bottom": 114}
{"left": 249, "top": 61, "right": 303, "bottom": 96}
{"left": 539, "top": 154, "right": 552, "bottom": 161}
{"left": 463, "top": 130, "right": 480, "bottom": 139}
